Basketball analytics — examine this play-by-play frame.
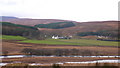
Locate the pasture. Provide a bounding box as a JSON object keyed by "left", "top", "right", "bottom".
{"left": 1, "top": 35, "right": 119, "bottom": 46}
{"left": 2, "top": 35, "right": 27, "bottom": 40}
{"left": 19, "top": 39, "right": 119, "bottom": 46}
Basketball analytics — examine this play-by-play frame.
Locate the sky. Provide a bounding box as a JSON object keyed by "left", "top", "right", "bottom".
{"left": 0, "top": 0, "right": 119, "bottom": 22}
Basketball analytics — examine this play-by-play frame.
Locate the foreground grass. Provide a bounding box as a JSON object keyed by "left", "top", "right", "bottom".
{"left": 19, "top": 39, "right": 119, "bottom": 46}
{"left": 2, "top": 35, "right": 27, "bottom": 40}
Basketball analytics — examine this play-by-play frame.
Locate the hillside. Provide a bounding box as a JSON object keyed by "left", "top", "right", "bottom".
{"left": 35, "top": 21, "right": 75, "bottom": 29}
{"left": 1, "top": 22, "right": 45, "bottom": 40}
{"left": 1, "top": 16, "right": 119, "bottom": 39}
{"left": 38, "top": 21, "right": 119, "bottom": 37}
{"left": 0, "top": 16, "right": 18, "bottom": 21}
{"left": 0, "top": 16, "right": 76, "bottom": 26}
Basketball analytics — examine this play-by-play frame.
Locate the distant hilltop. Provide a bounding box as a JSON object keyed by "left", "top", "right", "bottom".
{"left": 0, "top": 16, "right": 119, "bottom": 26}
{"left": 0, "top": 16, "right": 18, "bottom": 20}
{"left": 0, "top": 16, "right": 77, "bottom": 26}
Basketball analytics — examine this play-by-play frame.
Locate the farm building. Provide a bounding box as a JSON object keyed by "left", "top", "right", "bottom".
{"left": 52, "top": 36, "right": 71, "bottom": 39}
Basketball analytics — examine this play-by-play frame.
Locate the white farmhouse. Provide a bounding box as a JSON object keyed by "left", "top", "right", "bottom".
{"left": 52, "top": 36, "right": 59, "bottom": 39}
{"left": 52, "top": 36, "right": 71, "bottom": 39}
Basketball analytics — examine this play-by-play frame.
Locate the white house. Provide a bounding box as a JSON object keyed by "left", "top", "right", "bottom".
{"left": 52, "top": 36, "right": 71, "bottom": 39}
{"left": 52, "top": 36, "right": 59, "bottom": 39}
{"left": 97, "top": 36, "right": 108, "bottom": 38}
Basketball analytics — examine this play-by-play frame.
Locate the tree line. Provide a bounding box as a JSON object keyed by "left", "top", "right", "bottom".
{"left": 34, "top": 21, "right": 75, "bottom": 29}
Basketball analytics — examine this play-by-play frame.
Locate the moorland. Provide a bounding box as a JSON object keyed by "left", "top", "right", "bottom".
{"left": 0, "top": 16, "right": 120, "bottom": 67}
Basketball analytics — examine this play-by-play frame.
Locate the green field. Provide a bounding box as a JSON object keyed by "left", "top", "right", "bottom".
{"left": 2, "top": 35, "right": 119, "bottom": 46}
{"left": 2, "top": 35, "right": 27, "bottom": 40}
{"left": 0, "top": 35, "right": 2, "bottom": 39}
{"left": 19, "top": 39, "right": 119, "bottom": 46}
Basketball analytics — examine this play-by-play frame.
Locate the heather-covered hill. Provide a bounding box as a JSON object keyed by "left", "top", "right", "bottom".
{"left": 1, "top": 16, "right": 119, "bottom": 39}
{"left": 38, "top": 21, "right": 119, "bottom": 36}
{"left": 0, "top": 16, "right": 76, "bottom": 26}
{"left": 38, "top": 21, "right": 119, "bottom": 40}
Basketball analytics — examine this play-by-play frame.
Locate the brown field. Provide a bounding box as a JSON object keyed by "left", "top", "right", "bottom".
{"left": 2, "top": 40, "right": 119, "bottom": 55}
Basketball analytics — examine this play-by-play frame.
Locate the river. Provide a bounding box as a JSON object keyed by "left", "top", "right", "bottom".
{"left": 0, "top": 55, "right": 120, "bottom": 58}
{"left": 0, "top": 55, "right": 119, "bottom": 66}
{"left": 0, "top": 59, "right": 119, "bottom": 66}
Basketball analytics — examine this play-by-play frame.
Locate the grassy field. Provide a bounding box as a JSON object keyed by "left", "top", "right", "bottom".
{"left": 19, "top": 39, "right": 119, "bottom": 46}
{"left": 2, "top": 35, "right": 27, "bottom": 40}
{"left": 1, "top": 35, "right": 119, "bottom": 46}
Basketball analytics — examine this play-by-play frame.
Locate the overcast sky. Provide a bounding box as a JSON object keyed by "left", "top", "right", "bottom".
{"left": 0, "top": 0, "right": 119, "bottom": 22}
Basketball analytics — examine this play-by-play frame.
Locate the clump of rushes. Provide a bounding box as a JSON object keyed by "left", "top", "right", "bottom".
{"left": 52, "top": 64, "right": 61, "bottom": 68}
{"left": 95, "top": 63, "right": 119, "bottom": 68}
{"left": 2, "top": 63, "right": 29, "bottom": 68}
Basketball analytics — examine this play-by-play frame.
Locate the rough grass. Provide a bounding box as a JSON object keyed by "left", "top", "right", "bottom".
{"left": 2, "top": 35, "right": 27, "bottom": 40}
{"left": 19, "top": 39, "right": 119, "bottom": 46}
{"left": 4, "top": 63, "right": 28, "bottom": 66}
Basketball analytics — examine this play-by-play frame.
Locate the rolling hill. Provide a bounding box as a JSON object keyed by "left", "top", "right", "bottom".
{"left": 38, "top": 21, "right": 119, "bottom": 37}
{"left": 1, "top": 22, "right": 45, "bottom": 40}
{"left": 0, "top": 16, "right": 18, "bottom": 21}
{"left": 0, "top": 16, "right": 76, "bottom": 26}
{"left": 1, "top": 16, "right": 119, "bottom": 39}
